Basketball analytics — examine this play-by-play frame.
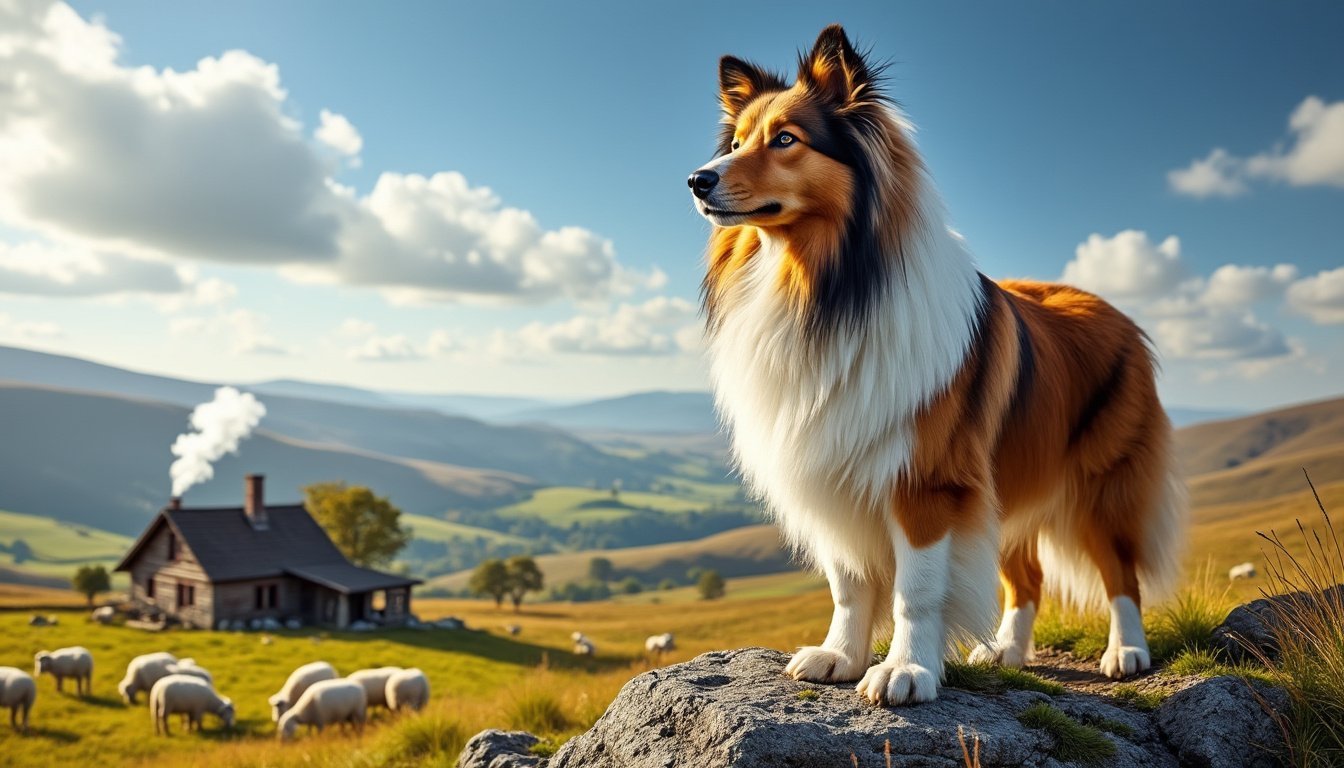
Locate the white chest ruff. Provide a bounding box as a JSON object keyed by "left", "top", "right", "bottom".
{"left": 707, "top": 231, "right": 983, "bottom": 571}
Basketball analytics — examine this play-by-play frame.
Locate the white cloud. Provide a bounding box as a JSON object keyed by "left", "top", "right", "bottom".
{"left": 1286, "top": 267, "right": 1344, "bottom": 324}
{"left": 314, "top": 109, "right": 362, "bottom": 157}
{"left": 1152, "top": 312, "right": 1292, "bottom": 361}
{"left": 0, "top": 1, "right": 657, "bottom": 305}
{"left": 1061, "top": 230, "right": 1185, "bottom": 300}
{"left": 170, "top": 308, "right": 286, "bottom": 355}
{"left": 1199, "top": 263, "right": 1297, "bottom": 309}
{"left": 1170, "top": 96, "right": 1344, "bottom": 197}
{"left": 495, "top": 296, "right": 700, "bottom": 358}
{"left": 1060, "top": 231, "right": 1306, "bottom": 366}
{"left": 0, "top": 312, "right": 62, "bottom": 341}
{"left": 0, "top": 240, "right": 185, "bottom": 296}
{"left": 347, "top": 334, "right": 422, "bottom": 362}
{"left": 1167, "top": 149, "right": 1248, "bottom": 198}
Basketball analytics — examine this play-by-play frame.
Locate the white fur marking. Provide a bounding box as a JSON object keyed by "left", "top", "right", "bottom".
{"left": 1100, "top": 595, "right": 1150, "bottom": 679}
{"left": 785, "top": 565, "right": 877, "bottom": 683}
{"left": 969, "top": 601, "right": 1036, "bottom": 668}
{"left": 857, "top": 528, "right": 948, "bottom": 705}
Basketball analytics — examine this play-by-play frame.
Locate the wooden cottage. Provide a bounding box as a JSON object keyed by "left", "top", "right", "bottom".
{"left": 115, "top": 475, "right": 420, "bottom": 629}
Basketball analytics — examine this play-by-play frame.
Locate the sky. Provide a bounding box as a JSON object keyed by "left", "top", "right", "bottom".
{"left": 0, "top": 1, "right": 1341, "bottom": 408}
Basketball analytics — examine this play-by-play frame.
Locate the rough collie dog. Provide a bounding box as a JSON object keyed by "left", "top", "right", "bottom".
{"left": 689, "top": 25, "right": 1186, "bottom": 705}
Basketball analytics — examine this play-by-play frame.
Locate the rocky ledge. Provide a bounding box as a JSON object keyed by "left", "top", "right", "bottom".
{"left": 457, "top": 647, "right": 1289, "bottom": 768}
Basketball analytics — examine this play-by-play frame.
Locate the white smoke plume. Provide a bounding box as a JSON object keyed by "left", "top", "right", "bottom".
{"left": 169, "top": 387, "right": 267, "bottom": 497}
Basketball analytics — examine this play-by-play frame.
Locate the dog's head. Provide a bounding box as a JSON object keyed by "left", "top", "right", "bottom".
{"left": 688, "top": 25, "right": 886, "bottom": 234}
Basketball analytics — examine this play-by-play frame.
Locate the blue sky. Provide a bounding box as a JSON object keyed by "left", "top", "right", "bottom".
{"left": 1, "top": 1, "right": 1341, "bottom": 408}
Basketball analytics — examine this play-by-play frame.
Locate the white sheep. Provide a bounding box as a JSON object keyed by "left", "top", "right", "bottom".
{"left": 164, "top": 661, "right": 213, "bottom": 686}
{"left": 277, "top": 679, "right": 366, "bottom": 741}
{"left": 34, "top": 646, "right": 93, "bottom": 695}
{"left": 149, "top": 674, "right": 234, "bottom": 735}
{"left": 0, "top": 667, "right": 36, "bottom": 733}
{"left": 119, "top": 652, "right": 177, "bottom": 705}
{"left": 91, "top": 606, "right": 116, "bottom": 625}
{"left": 347, "top": 666, "right": 402, "bottom": 711}
{"left": 384, "top": 668, "right": 429, "bottom": 713}
{"left": 571, "top": 632, "right": 596, "bottom": 656}
{"left": 644, "top": 632, "right": 676, "bottom": 656}
{"left": 1229, "top": 562, "right": 1258, "bottom": 580}
{"left": 269, "top": 661, "right": 339, "bottom": 722}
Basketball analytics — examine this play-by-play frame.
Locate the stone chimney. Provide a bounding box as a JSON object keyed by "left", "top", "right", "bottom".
{"left": 167, "top": 497, "right": 182, "bottom": 511}
{"left": 244, "top": 474, "right": 268, "bottom": 530}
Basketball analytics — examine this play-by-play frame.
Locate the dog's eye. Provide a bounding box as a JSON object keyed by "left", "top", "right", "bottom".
{"left": 771, "top": 132, "right": 797, "bottom": 148}
{"left": 731, "top": 139, "right": 741, "bottom": 151}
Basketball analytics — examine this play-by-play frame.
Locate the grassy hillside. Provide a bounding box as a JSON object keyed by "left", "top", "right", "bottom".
{"left": 1176, "top": 396, "right": 1344, "bottom": 476}
{"left": 432, "top": 523, "right": 790, "bottom": 591}
{"left": 0, "top": 509, "right": 131, "bottom": 583}
{"left": 493, "top": 486, "right": 718, "bottom": 525}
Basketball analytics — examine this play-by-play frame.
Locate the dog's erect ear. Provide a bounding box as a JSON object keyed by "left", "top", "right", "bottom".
{"left": 719, "top": 56, "right": 785, "bottom": 117}
{"left": 800, "top": 24, "right": 873, "bottom": 105}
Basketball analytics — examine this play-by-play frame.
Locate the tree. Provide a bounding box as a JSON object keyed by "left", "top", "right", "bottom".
{"left": 304, "top": 483, "right": 411, "bottom": 568}
{"left": 697, "top": 569, "right": 726, "bottom": 600}
{"left": 658, "top": 578, "right": 678, "bottom": 591}
{"left": 505, "top": 556, "right": 544, "bottom": 612}
{"left": 588, "top": 557, "right": 614, "bottom": 583}
{"left": 9, "top": 538, "right": 32, "bottom": 565}
{"left": 469, "top": 559, "right": 509, "bottom": 608}
{"left": 72, "top": 564, "right": 110, "bottom": 607}
{"left": 618, "top": 577, "right": 643, "bottom": 595}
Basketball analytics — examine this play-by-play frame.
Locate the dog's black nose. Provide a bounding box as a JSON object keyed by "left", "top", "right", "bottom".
{"left": 688, "top": 170, "right": 719, "bottom": 199}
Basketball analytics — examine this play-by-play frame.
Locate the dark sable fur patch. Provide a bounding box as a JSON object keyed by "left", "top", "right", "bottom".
{"left": 1069, "top": 349, "right": 1129, "bottom": 447}
{"left": 1005, "top": 293, "right": 1037, "bottom": 420}
{"left": 959, "top": 274, "right": 1000, "bottom": 432}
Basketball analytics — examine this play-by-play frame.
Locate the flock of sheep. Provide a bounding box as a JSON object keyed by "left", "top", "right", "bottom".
{"left": 0, "top": 646, "right": 428, "bottom": 740}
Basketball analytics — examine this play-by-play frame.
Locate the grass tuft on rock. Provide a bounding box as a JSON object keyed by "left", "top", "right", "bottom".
{"left": 796, "top": 688, "right": 819, "bottom": 700}
{"left": 1110, "top": 683, "right": 1165, "bottom": 711}
{"left": 1017, "top": 702, "right": 1117, "bottom": 766}
{"left": 944, "top": 661, "right": 1064, "bottom": 695}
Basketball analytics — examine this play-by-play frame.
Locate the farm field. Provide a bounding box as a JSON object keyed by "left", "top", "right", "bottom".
{"left": 492, "top": 485, "right": 720, "bottom": 525}
{"left": 0, "top": 509, "right": 131, "bottom": 586}
{"left": 0, "top": 584, "right": 836, "bottom": 767}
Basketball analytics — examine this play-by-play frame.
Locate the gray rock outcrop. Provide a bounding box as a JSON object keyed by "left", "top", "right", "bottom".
{"left": 456, "top": 729, "right": 544, "bottom": 768}
{"left": 1211, "top": 585, "right": 1344, "bottom": 663}
{"left": 458, "top": 647, "right": 1287, "bottom": 767}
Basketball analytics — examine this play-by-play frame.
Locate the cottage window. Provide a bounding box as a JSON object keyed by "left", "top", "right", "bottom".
{"left": 168, "top": 532, "right": 179, "bottom": 561}
{"left": 177, "top": 582, "right": 195, "bottom": 608}
{"left": 146, "top": 578, "right": 156, "bottom": 598}
{"left": 255, "top": 583, "right": 280, "bottom": 609}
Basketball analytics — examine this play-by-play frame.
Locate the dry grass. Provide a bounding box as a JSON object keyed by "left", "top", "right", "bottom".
{"left": 1241, "top": 473, "right": 1344, "bottom": 767}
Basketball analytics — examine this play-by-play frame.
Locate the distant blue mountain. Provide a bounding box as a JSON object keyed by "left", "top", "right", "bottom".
{"left": 507, "top": 391, "right": 719, "bottom": 434}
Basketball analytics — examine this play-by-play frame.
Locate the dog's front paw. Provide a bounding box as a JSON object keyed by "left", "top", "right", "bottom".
{"left": 855, "top": 662, "right": 938, "bottom": 705}
{"left": 968, "top": 640, "right": 1030, "bottom": 669}
{"left": 1100, "top": 645, "right": 1150, "bottom": 679}
{"left": 784, "top": 646, "right": 868, "bottom": 683}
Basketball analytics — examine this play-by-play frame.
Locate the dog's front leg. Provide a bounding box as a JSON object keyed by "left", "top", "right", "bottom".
{"left": 857, "top": 520, "right": 949, "bottom": 705}
{"left": 785, "top": 560, "right": 877, "bottom": 683}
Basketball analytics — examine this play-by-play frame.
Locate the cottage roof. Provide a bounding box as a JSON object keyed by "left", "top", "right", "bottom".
{"left": 115, "top": 503, "right": 421, "bottom": 591}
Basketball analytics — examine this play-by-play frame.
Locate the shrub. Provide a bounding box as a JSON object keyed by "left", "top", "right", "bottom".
{"left": 506, "top": 691, "right": 571, "bottom": 735}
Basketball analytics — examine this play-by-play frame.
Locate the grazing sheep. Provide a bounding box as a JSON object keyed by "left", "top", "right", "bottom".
{"left": 504, "top": 624, "right": 522, "bottom": 636}
{"left": 164, "top": 662, "right": 212, "bottom": 686}
{"left": 119, "top": 652, "right": 178, "bottom": 705}
{"left": 1229, "top": 562, "right": 1258, "bottom": 580}
{"left": 149, "top": 675, "right": 234, "bottom": 736}
{"left": 91, "top": 606, "right": 116, "bottom": 625}
{"left": 0, "top": 667, "right": 36, "bottom": 733}
{"left": 644, "top": 632, "right": 676, "bottom": 656}
{"left": 269, "top": 661, "right": 339, "bottom": 722}
{"left": 347, "top": 666, "right": 402, "bottom": 711}
{"left": 277, "top": 679, "right": 366, "bottom": 741}
{"left": 34, "top": 646, "right": 94, "bottom": 695}
{"left": 384, "top": 668, "right": 429, "bottom": 713}
{"left": 571, "top": 632, "right": 596, "bottom": 656}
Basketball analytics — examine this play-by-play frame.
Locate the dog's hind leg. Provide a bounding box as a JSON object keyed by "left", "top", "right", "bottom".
{"left": 785, "top": 561, "right": 879, "bottom": 683}
{"left": 969, "top": 540, "right": 1042, "bottom": 668}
